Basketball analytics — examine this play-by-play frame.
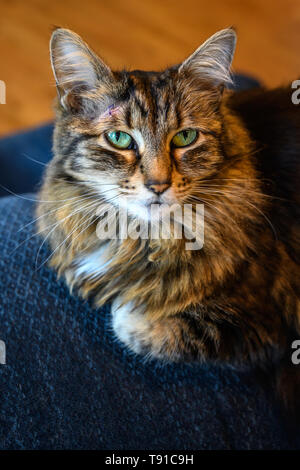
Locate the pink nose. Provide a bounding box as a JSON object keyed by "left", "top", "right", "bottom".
{"left": 146, "top": 181, "right": 171, "bottom": 195}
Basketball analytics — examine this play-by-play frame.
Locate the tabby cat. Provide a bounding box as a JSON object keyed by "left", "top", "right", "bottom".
{"left": 37, "top": 27, "right": 300, "bottom": 417}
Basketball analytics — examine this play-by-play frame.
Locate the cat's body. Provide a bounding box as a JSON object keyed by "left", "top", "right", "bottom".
{"left": 37, "top": 28, "right": 300, "bottom": 416}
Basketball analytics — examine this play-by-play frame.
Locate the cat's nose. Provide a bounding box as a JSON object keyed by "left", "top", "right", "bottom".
{"left": 145, "top": 180, "right": 171, "bottom": 195}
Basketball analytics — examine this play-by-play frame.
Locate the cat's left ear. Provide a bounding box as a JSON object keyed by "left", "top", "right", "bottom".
{"left": 178, "top": 28, "right": 236, "bottom": 87}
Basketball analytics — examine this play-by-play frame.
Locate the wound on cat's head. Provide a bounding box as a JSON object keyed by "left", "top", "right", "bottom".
{"left": 50, "top": 27, "right": 237, "bottom": 219}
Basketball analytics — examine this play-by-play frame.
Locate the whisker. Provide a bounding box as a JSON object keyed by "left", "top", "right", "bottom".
{"left": 18, "top": 190, "right": 99, "bottom": 232}
{"left": 187, "top": 188, "right": 278, "bottom": 239}
{"left": 34, "top": 199, "right": 101, "bottom": 267}
{"left": 31, "top": 185, "right": 118, "bottom": 231}
{"left": 51, "top": 177, "right": 120, "bottom": 188}
{"left": 36, "top": 201, "right": 103, "bottom": 270}
{"left": 22, "top": 153, "right": 48, "bottom": 166}
{"left": 184, "top": 194, "right": 231, "bottom": 222}
{"left": 192, "top": 184, "right": 290, "bottom": 203}
{"left": 10, "top": 195, "right": 96, "bottom": 255}
{"left": 35, "top": 191, "right": 121, "bottom": 270}
{"left": 13, "top": 185, "right": 120, "bottom": 256}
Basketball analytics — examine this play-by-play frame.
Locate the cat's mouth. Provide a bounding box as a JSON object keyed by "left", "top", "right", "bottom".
{"left": 120, "top": 198, "right": 175, "bottom": 222}
{"left": 145, "top": 197, "right": 163, "bottom": 207}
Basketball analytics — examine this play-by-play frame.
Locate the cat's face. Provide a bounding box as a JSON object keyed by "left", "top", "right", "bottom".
{"left": 50, "top": 28, "right": 236, "bottom": 220}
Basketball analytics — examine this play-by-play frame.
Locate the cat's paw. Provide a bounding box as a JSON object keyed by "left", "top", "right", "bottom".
{"left": 111, "top": 298, "right": 153, "bottom": 356}
{"left": 111, "top": 297, "right": 183, "bottom": 361}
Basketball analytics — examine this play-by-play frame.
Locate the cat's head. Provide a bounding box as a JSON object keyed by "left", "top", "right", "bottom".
{"left": 50, "top": 27, "right": 237, "bottom": 219}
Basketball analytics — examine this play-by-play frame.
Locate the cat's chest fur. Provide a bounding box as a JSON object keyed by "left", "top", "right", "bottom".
{"left": 74, "top": 245, "right": 112, "bottom": 280}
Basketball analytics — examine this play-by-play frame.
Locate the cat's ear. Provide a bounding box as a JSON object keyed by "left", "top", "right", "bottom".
{"left": 50, "top": 28, "right": 113, "bottom": 111}
{"left": 178, "top": 28, "right": 236, "bottom": 86}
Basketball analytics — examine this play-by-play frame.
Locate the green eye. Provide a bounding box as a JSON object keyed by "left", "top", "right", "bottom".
{"left": 106, "top": 130, "right": 133, "bottom": 149}
{"left": 172, "top": 129, "right": 197, "bottom": 148}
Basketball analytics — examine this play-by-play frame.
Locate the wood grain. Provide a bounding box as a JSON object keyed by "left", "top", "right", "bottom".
{"left": 0, "top": 0, "right": 300, "bottom": 136}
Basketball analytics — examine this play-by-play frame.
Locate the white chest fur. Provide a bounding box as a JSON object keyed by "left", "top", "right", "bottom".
{"left": 74, "top": 244, "right": 112, "bottom": 280}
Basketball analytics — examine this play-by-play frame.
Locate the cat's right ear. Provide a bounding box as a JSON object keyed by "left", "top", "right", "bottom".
{"left": 50, "top": 28, "right": 113, "bottom": 112}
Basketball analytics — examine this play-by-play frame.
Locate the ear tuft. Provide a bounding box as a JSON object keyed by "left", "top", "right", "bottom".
{"left": 50, "top": 28, "right": 112, "bottom": 110}
{"left": 179, "top": 28, "right": 237, "bottom": 86}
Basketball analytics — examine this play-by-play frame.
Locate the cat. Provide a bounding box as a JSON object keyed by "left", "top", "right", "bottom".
{"left": 37, "top": 27, "right": 300, "bottom": 418}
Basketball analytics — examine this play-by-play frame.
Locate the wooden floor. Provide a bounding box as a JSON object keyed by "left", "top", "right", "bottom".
{"left": 0, "top": 0, "right": 300, "bottom": 136}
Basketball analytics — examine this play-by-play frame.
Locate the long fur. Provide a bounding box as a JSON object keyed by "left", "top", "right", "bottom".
{"left": 37, "top": 28, "right": 300, "bottom": 420}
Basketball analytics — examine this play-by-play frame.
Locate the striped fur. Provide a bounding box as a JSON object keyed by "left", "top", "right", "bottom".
{"left": 37, "top": 28, "right": 300, "bottom": 418}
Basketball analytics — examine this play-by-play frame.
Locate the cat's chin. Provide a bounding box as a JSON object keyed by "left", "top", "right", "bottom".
{"left": 117, "top": 199, "right": 176, "bottom": 223}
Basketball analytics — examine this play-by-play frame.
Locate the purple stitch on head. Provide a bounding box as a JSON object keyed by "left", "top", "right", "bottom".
{"left": 99, "top": 104, "right": 120, "bottom": 120}
{"left": 110, "top": 105, "right": 121, "bottom": 116}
